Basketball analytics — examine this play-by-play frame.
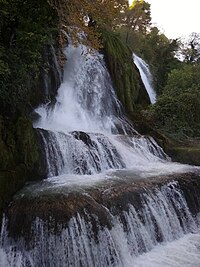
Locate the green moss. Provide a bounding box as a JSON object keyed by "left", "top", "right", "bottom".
{"left": 0, "top": 0, "right": 59, "bottom": 214}
{"left": 102, "top": 30, "right": 149, "bottom": 114}
{"left": 15, "top": 117, "right": 40, "bottom": 170}
{"left": 165, "top": 145, "right": 200, "bottom": 166}
{"left": 0, "top": 166, "right": 26, "bottom": 214}
{"left": 0, "top": 116, "right": 42, "bottom": 213}
{"left": 0, "top": 116, "right": 15, "bottom": 169}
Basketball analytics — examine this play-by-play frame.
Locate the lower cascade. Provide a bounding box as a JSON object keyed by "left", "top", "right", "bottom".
{"left": 0, "top": 44, "right": 200, "bottom": 267}
{"left": 1, "top": 179, "right": 200, "bottom": 266}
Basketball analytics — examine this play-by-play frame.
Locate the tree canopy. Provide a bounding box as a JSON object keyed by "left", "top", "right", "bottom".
{"left": 180, "top": 32, "right": 200, "bottom": 63}
{"left": 127, "top": 0, "right": 151, "bottom": 34}
{"left": 151, "top": 63, "right": 200, "bottom": 138}
{"left": 48, "top": 0, "right": 129, "bottom": 49}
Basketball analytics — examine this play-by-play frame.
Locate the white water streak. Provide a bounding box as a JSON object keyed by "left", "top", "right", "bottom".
{"left": 133, "top": 53, "right": 157, "bottom": 104}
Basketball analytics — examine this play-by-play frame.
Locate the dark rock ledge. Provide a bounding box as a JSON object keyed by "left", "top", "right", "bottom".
{"left": 4, "top": 170, "right": 200, "bottom": 243}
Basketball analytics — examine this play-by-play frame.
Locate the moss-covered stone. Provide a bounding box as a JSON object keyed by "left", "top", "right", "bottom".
{"left": 164, "top": 144, "right": 200, "bottom": 166}
{"left": 0, "top": 116, "right": 44, "bottom": 214}
{"left": 102, "top": 30, "right": 150, "bottom": 114}
{"left": 0, "top": 166, "right": 26, "bottom": 216}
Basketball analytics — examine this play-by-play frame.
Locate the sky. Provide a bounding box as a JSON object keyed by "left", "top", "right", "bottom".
{"left": 129, "top": 0, "right": 200, "bottom": 39}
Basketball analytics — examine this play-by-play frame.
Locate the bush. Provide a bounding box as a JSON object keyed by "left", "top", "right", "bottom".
{"left": 0, "top": 0, "right": 58, "bottom": 117}
{"left": 152, "top": 64, "right": 200, "bottom": 138}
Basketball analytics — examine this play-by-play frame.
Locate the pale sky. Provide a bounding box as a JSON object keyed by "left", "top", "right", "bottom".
{"left": 129, "top": 0, "right": 200, "bottom": 39}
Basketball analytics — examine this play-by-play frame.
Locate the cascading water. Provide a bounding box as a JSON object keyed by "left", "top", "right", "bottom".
{"left": 33, "top": 44, "right": 189, "bottom": 178}
{"left": 1, "top": 181, "right": 200, "bottom": 266}
{"left": 0, "top": 43, "right": 200, "bottom": 267}
{"left": 34, "top": 44, "right": 129, "bottom": 134}
{"left": 133, "top": 53, "right": 156, "bottom": 104}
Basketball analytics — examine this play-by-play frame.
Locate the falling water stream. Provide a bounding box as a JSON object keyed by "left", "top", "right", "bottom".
{"left": 133, "top": 53, "right": 156, "bottom": 104}
{"left": 0, "top": 44, "right": 200, "bottom": 267}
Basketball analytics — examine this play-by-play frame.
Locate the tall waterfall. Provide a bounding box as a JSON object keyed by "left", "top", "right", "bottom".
{"left": 0, "top": 44, "right": 199, "bottom": 267}
{"left": 133, "top": 53, "right": 156, "bottom": 104}
{"left": 33, "top": 44, "right": 189, "bottom": 178}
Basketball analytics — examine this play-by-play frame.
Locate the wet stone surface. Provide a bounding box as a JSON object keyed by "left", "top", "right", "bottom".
{"left": 4, "top": 170, "right": 200, "bottom": 243}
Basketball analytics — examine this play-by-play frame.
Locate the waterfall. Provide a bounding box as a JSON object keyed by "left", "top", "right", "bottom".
{"left": 34, "top": 44, "right": 130, "bottom": 134}
{"left": 0, "top": 43, "right": 199, "bottom": 267}
{"left": 133, "top": 53, "right": 156, "bottom": 104}
{"left": 33, "top": 43, "right": 191, "bottom": 179}
{"left": 1, "top": 182, "right": 200, "bottom": 266}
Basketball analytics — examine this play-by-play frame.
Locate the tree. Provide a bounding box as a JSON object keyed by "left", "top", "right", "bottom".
{"left": 128, "top": 0, "right": 151, "bottom": 33}
{"left": 121, "top": 0, "right": 151, "bottom": 43}
{"left": 48, "top": 0, "right": 129, "bottom": 49}
{"left": 152, "top": 63, "right": 200, "bottom": 138}
{"left": 0, "top": 0, "right": 58, "bottom": 116}
{"left": 180, "top": 32, "right": 200, "bottom": 63}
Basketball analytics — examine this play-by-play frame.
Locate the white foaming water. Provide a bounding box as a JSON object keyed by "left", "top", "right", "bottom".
{"left": 133, "top": 53, "right": 157, "bottom": 104}
{"left": 132, "top": 233, "right": 200, "bottom": 267}
{"left": 1, "top": 183, "right": 200, "bottom": 266}
{"left": 35, "top": 44, "right": 128, "bottom": 134}
{"left": 0, "top": 248, "right": 26, "bottom": 267}
{"left": 32, "top": 43, "right": 196, "bottom": 182}
{"left": 38, "top": 128, "right": 194, "bottom": 182}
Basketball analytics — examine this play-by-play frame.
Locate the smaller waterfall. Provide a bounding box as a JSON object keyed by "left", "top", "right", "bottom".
{"left": 133, "top": 53, "right": 156, "bottom": 104}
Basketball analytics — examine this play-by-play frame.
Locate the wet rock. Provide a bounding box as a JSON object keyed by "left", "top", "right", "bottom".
{"left": 0, "top": 117, "right": 44, "bottom": 214}
{"left": 3, "top": 171, "right": 200, "bottom": 245}
{"left": 71, "top": 131, "right": 94, "bottom": 147}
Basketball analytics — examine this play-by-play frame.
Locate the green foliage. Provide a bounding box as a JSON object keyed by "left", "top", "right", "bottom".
{"left": 127, "top": 0, "right": 151, "bottom": 33}
{"left": 139, "top": 28, "right": 180, "bottom": 93}
{"left": 102, "top": 30, "right": 149, "bottom": 113}
{"left": 180, "top": 33, "right": 200, "bottom": 63}
{"left": 164, "top": 64, "right": 200, "bottom": 95}
{"left": 0, "top": 0, "right": 58, "bottom": 117}
{"left": 0, "top": 115, "right": 42, "bottom": 213}
{"left": 151, "top": 64, "right": 200, "bottom": 138}
{"left": 119, "top": 27, "right": 181, "bottom": 94}
{"left": 119, "top": 0, "right": 151, "bottom": 45}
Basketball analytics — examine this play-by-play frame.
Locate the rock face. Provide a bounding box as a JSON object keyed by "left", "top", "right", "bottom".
{"left": 0, "top": 0, "right": 64, "bottom": 216}
{"left": 0, "top": 116, "right": 44, "bottom": 214}
{"left": 4, "top": 171, "right": 200, "bottom": 240}
{"left": 165, "top": 144, "right": 200, "bottom": 166}
{"left": 127, "top": 112, "right": 200, "bottom": 166}
{"left": 102, "top": 30, "right": 150, "bottom": 114}
{"left": 31, "top": 44, "right": 62, "bottom": 110}
{"left": 0, "top": 43, "right": 62, "bottom": 214}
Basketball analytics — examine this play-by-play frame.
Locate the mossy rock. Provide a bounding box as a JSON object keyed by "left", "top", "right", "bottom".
{"left": 102, "top": 30, "right": 150, "bottom": 114}
{"left": 0, "top": 116, "right": 44, "bottom": 214}
{"left": 15, "top": 117, "right": 40, "bottom": 170}
{"left": 0, "top": 166, "right": 27, "bottom": 215}
{"left": 0, "top": 116, "right": 15, "bottom": 169}
{"left": 165, "top": 144, "right": 200, "bottom": 166}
